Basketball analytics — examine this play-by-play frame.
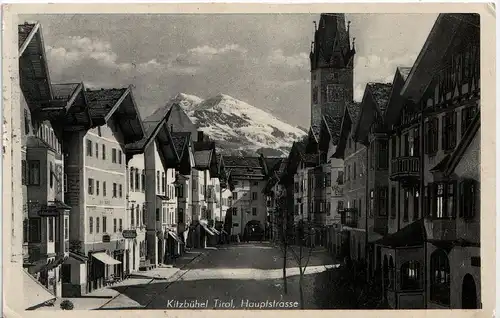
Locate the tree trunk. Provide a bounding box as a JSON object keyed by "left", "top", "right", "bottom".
{"left": 283, "top": 243, "right": 288, "bottom": 294}
{"left": 299, "top": 268, "right": 305, "bottom": 309}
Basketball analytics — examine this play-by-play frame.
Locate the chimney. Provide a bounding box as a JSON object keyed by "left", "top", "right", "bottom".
{"left": 198, "top": 131, "right": 204, "bottom": 142}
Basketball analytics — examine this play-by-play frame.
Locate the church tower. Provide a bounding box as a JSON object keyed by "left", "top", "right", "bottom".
{"left": 309, "top": 13, "right": 356, "bottom": 133}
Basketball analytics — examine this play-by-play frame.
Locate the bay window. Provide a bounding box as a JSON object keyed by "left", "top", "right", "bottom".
{"left": 400, "top": 261, "right": 422, "bottom": 290}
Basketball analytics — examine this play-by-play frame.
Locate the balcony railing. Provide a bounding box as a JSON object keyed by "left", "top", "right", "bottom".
{"left": 390, "top": 157, "right": 420, "bottom": 182}
{"left": 340, "top": 208, "right": 358, "bottom": 228}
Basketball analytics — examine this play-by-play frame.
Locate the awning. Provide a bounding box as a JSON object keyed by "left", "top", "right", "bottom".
{"left": 200, "top": 223, "right": 215, "bottom": 236}
{"left": 168, "top": 231, "right": 184, "bottom": 244}
{"left": 92, "top": 252, "right": 121, "bottom": 265}
{"left": 211, "top": 228, "right": 220, "bottom": 235}
{"left": 23, "top": 270, "right": 56, "bottom": 310}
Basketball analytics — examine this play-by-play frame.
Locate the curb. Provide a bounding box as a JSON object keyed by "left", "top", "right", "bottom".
{"left": 97, "top": 250, "right": 210, "bottom": 309}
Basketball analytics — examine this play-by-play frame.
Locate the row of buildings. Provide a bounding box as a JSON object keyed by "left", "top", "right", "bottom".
{"left": 264, "top": 13, "right": 481, "bottom": 309}
{"left": 18, "top": 21, "right": 276, "bottom": 307}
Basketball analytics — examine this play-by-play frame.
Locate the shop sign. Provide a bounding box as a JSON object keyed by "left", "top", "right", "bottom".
{"left": 122, "top": 230, "right": 137, "bottom": 239}
{"left": 102, "top": 234, "right": 111, "bottom": 242}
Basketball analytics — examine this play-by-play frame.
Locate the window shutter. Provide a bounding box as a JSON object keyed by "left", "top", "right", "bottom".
{"left": 452, "top": 111, "right": 457, "bottom": 148}
{"left": 459, "top": 181, "right": 465, "bottom": 218}
{"left": 441, "top": 114, "right": 448, "bottom": 149}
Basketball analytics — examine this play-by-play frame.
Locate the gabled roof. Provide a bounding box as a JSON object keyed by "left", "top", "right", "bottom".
{"left": 366, "top": 83, "right": 393, "bottom": 113}
{"left": 19, "top": 22, "right": 54, "bottom": 114}
{"left": 346, "top": 101, "right": 361, "bottom": 135}
{"left": 401, "top": 14, "right": 479, "bottom": 102}
{"left": 194, "top": 150, "right": 213, "bottom": 170}
{"left": 125, "top": 107, "right": 174, "bottom": 154}
{"left": 170, "top": 131, "right": 191, "bottom": 159}
{"left": 383, "top": 67, "right": 412, "bottom": 127}
{"left": 223, "top": 156, "right": 266, "bottom": 179}
{"left": 323, "top": 114, "right": 343, "bottom": 145}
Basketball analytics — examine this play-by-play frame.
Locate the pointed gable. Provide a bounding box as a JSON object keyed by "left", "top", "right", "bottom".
{"left": 334, "top": 101, "right": 359, "bottom": 159}
{"left": 383, "top": 67, "right": 412, "bottom": 127}
{"left": 355, "top": 83, "right": 392, "bottom": 144}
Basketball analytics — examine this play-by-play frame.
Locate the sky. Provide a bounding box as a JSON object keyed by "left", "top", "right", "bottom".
{"left": 21, "top": 13, "right": 437, "bottom": 127}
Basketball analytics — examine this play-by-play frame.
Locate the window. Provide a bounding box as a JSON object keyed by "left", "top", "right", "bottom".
{"left": 88, "top": 178, "right": 94, "bottom": 195}
{"left": 103, "top": 181, "right": 107, "bottom": 196}
{"left": 378, "top": 140, "right": 388, "bottom": 169}
{"left": 119, "top": 184, "right": 123, "bottom": 198}
{"left": 442, "top": 112, "right": 457, "bottom": 151}
{"left": 413, "top": 189, "right": 420, "bottom": 220}
{"left": 431, "top": 182, "right": 456, "bottom": 219}
{"left": 390, "top": 187, "right": 396, "bottom": 218}
{"left": 400, "top": 261, "right": 422, "bottom": 290}
{"left": 114, "top": 218, "right": 117, "bottom": 233}
{"left": 337, "top": 171, "right": 344, "bottom": 185}
{"left": 64, "top": 217, "right": 69, "bottom": 240}
{"left": 156, "top": 208, "right": 160, "bottom": 222}
{"left": 89, "top": 217, "right": 93, "bottom": 234}
{"left": 232, "top": 208, "right": 237, "bottom": 216}
{"left": 48, "top": 217, "right": 54, "bottom": 242}
{"left": 369, "top": 190, "right": 374, "bottom": 217}
{"left": 252, "top": 207, "right": 257, "bottom": 216}
{"left": 22, "top": 160, "right": 27, "bottom": 185}
{"left": 161, "top": 172, "right": 165, "bottom": 193}
{"left": 96, "top": 217, "right": 100, "bottom": 233}
{"left": 113, "top": 183, "right": 117, "bottom": 197}
{"left": 370, "top": 142, "right": 375, "bottom": 169}
{"left": 24, "top": 109, "right": 30, "bottom": 134}
{"left": 178, "top": 208, "right": 184, "bottom": 223}
{"left": 131, "top": 206, "right": 135, "bottom": 226}
{"left": 414, "top": 128, "right": 420, "bottom": 156}
{"left": 295, "top": 182, "right": 299, "bottom": 193}
{"left": 95, "top": 143, "right": 99, "bottom": 158}
{"left": 136, "top": 205, "right": 140, "bottom": 226}
{"left": 252, "top": 192, "right": 257, "bottom": 200}
{"left": 232, "top": 192, "right": 238, "bottom": 200}
{"left": 118, "top": 150, "right": 122, "bottom": 164}
{"left": 430, "top": 250, "right": 450, "bottom": 305}
{"left": 403, "top": 189, "right": 409, "bottom": 220}
{"left": 135, "top": 169, "right": 140, "bottom": 191}
{"left": 64, "top": 174, "right": 68, "bottom": 193}
{"left": 337, "top": 200, "right": 344, "bottom": 211}
{"left": 96, "top": 180, "right": 100, "bottom": 196}
{"left": 119, "top": 219, "right": 123, "bottom": 232}
{"left": 379, "top": 187, "right": 387, "bottom": 216}
{"left": 28, "top": 161, "right": 40, "bottom": 185}
{"left": 102, "top": 144, "right": 106, "bottom": 160}
{"left": 162, "top": 208, "right": 167, "bottom": 223}
{"left": 461, "top": 106, "right": 478, "bottom": 137}
{"left": 403, "top": 134, "right": 410, "bottom": 156}
{"left": 112, "top": 148, "right": 117, "bottom": 163}
{"left": 460, "top": 179, "right": 478, "bottom": 219}
{"left": 86, "top": 139, "right": 93, "bottom": 157}
{"left": 425, "top": 118, "right": 439, "bottom": 154}
{"left": 326, "top": 173, "right": 331, "bottom": 187}
{"left": 49, "top": 162, "right": 54, "bottom": 188}
{"left": 391, "top": 137, "right": 397, "bottom": 158}
{"left": 103, "top": 216, "right": 107, "bottom": 233}
{"left": 141, "top": 170, "right": 145, "bottom": 192}
{"left": 157, "top": 171, "right": 160, "bottom": 192}
{"left": 130, "top": 168, "right": 134, "bottom": 191}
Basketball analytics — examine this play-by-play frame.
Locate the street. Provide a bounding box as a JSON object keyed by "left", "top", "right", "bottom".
{"left": 101, "top": 242, "right": 337, "bottom": 309}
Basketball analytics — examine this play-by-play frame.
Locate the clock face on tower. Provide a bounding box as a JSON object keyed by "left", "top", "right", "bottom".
{"left": 326, "top": 84, "right": 343, "bottom": 103}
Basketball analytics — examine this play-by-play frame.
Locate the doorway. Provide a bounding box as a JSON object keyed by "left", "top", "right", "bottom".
{"left": 462, "top": 274, "right": 478, "bottom": 309}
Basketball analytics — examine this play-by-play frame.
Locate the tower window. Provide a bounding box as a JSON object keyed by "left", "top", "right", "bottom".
{"left": 327, "top": 84, "right": 342, "bottom": 102}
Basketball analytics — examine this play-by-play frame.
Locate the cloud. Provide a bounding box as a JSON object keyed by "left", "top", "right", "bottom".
{"left": 353, "top": 53, "right": 418, "bottom": 101}
{"left": 268, "top": 49, "right": 309, "bottom": 69}
{"left": 188, "top": 44, "right": 248, "bottom": 56}
{"left": 264, "top": 78, "right": 310, "bottom": 90}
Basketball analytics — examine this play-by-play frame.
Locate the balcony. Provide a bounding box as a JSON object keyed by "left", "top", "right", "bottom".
{"left": 340, "top": 208, "right": 358, "bottom": 228}
{"left": 390, "top": 157, "right": 420, "bottom": 185}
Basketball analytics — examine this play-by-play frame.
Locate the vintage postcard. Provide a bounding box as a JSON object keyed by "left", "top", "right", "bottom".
{"left": 1, "top": 3, "right": 496, "bottom": 317}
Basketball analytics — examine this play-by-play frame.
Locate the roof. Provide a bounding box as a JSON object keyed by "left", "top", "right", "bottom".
{"left": 323, "top": 114, "right": 342, "bottom": 144}
{"left": 223, "top": 156, "right": 262, "bottom": 168}
{"left": 346, "top": 101, "right": 361, "bottom": 134}
{"left": 367, "top": 82, "right": 393, "bottom": 112}
{"left": 401, "top": 14, "right": 479, "bottom": 102}
{"left": 125, "top": 107, "right": 173, "bottom": 153}
{"left": 194, "top": 150, "right": 213, "bottom": 169}
{"left": 397, "top": 67, "right": 412, "bottom": 81}
{"left": 84, "top": 88, "right": 128, "bottom": 122}
{"left": 171, "top": 131, "right": 191, "bottom": 159}
{"left": 265, "top": 157, "right": 283, "bottom": 174}
{"left": 375, "top": 218, "right": 426, "bottom": 248}
{"left": 52, "top": 83, "right": 80, "bottom": 101}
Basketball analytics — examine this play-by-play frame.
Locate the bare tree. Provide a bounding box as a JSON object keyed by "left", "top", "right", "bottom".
{"left": 275, "top": 195, "right": 288, "bottom": 294}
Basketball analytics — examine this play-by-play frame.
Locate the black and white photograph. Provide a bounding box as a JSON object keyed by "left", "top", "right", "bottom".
{"left": 2, "top": 4, "right": 495, "bottom": 314}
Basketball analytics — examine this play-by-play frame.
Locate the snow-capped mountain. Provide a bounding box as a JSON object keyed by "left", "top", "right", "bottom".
{"left": 168, "top": 93, "right": 306, "bottom": 156}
